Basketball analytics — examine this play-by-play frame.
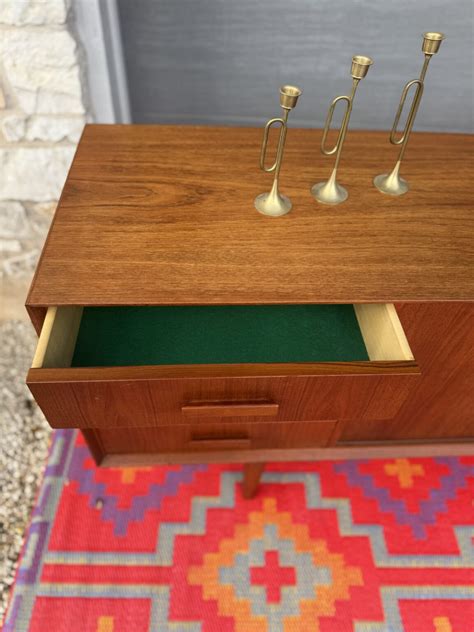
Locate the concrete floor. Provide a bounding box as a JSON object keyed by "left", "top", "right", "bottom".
{"left": 1, "top": 277, "right": 31, "bottom": 322}
{"left": 1, "top": 275, "right": 51, "bottom": 620}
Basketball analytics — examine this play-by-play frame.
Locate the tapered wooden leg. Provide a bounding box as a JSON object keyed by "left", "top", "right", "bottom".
{"left": 242, "top": 462, "right": 265, "bottom": 499}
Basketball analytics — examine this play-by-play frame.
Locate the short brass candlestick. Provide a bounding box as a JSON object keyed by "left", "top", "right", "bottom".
{"left": 255, "top": 85, "right": 302, "bottom": 217}
{"left": 374, "top": 32, "right": 445, "bottom": 196}
{"left": 311, "top": 55, "right": 373, "bottom": 206}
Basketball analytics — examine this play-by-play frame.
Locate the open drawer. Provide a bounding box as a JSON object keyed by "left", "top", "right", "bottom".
{"left": 27, "top": 304, "right": 419, "bottom": 429}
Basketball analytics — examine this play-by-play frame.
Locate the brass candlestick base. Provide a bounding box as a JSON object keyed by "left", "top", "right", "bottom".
{"left": 373, "top": 161, "right": 408, "bottom": 196}
{"left": 255, "top": 180, "right": 291, "bottom": 217}
{"left": 311, "top": 169, "right": 348, "bottom": 205}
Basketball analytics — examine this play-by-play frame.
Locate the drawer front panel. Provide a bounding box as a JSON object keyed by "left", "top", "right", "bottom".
{"left": 28, "top": 303, "right": 419, "bottom": 431}
{"left": 27, "top": 368, "right": 417, "bottom": 429}
{"left": 94, "top": 420, "right": 339, "bottom": 456}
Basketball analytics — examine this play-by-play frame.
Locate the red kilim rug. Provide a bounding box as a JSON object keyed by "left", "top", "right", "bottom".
{"left": 3, "top": 431, "right": 474, "bottom": 631}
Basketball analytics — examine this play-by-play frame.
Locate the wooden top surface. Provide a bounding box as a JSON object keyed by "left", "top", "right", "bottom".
{"left": 27, "top": 125, "right": 474, "bottom": 307}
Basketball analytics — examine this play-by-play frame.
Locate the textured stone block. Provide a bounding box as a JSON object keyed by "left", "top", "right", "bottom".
{"left": 1, "top": 114, "right": 85, "bottom": 142}
{"left": 1, "top": 115, "right": 27, "bottom": 142}
{"left": 2, "top": 248, "right": 39, "bottom": 277}
{"left": 26, "top": 115, "right": 85, "bottom": 142}
{"left": 29, "top": 201, "right": 57, "bottom": 217}
{"left": 0, "top": 29, "right": 84, "bottom": 115}
{"left": 0, "top": 146, "right": 75, "bottom": 201}
{"left": 0, "top": 0, "right": 69, "bottom": 26}
{"left": 0, "top": 238, "right": 22, "bottom": 254}
{"left": 0, "top": 201, "right": 29, "bottom": 238}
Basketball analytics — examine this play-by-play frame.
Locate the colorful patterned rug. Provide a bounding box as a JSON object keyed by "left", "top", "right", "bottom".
{"left": 3, "top": 431, "right": 473, "bottom": 631}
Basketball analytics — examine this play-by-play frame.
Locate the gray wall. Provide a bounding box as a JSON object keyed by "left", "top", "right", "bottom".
{"left": 117, "top": 0, "right": 473, "bottom": 132}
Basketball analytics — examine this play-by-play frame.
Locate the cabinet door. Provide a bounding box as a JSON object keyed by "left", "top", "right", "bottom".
{"left": 340, "top": 302, "right": 474, "bottom": 442}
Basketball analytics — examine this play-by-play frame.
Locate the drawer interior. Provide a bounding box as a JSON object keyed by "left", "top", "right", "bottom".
{"left": 32, "top": 303, "right": 414, "bottom": 369}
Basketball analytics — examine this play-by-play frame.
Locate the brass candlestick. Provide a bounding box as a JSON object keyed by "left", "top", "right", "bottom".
{"left": 311, "top": 55, "right": 373, "bottom": 205}
{"left": 374, "top": 32, "right": 445, "bottom": 196}
{"left": 255, "top": 85, "right": 302, "bottom": 217}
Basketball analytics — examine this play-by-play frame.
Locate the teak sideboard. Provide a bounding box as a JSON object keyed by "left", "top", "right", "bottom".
{"left": 25, "top": 125, "right": 474, "bottom": 497}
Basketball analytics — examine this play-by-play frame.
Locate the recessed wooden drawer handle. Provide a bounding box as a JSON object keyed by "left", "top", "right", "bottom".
{"left": 187, "top": 437, "right": 252, "bottom": 451}
{"left": 181, "top": 401, "right": 279, "bottom": 418}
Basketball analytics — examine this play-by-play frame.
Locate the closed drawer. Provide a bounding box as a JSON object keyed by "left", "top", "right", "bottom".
{"left": 91, "top": 420, "right": 339, "bottom": 457}
{"left": 27, "top": 304, "right": 419, "bottom": 429}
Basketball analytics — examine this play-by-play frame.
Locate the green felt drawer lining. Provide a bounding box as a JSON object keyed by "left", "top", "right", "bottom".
{"left": 71, "top": 304, "right": 369, "bottom": 367}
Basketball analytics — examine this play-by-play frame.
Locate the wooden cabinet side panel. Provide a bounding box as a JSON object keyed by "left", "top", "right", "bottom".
{"left": 340, "top": 302, "right": 474, "bottom": 442}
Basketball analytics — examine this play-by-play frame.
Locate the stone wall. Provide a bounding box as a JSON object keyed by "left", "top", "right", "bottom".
{"left": 0, "top": 0, "right": 89, "bottom": 284}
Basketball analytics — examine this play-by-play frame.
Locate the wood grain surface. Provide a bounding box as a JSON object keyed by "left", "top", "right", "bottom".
{"left": 340, "top": 302, "right": 474, "bottom": 442}
{"left": 181, "top": 400, "right": 280, "bottom": 418}
{"left": 100, "top": 442, "right": 474, "bottom": 468}
{"left": 26, "top": 125, "right": 474, "bottom": 318}
{"left": 90, "top": 420, "right": 339, "bottom": 455}
{"left": 26, "top": 365, "right": 417, "bottom": 429}
{"left": 242, "top": 463, "right": 266, "bottom": 499}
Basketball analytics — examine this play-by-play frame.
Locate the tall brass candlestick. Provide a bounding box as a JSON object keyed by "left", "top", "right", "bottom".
{"left": 374, "top": 32, "right": 445, "bottom": 196}
{"left": 311, "top": 55, "right": 373, "bottom": 205}
{"left": 254, "top": 85, "right": 302, "bottom": 217}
